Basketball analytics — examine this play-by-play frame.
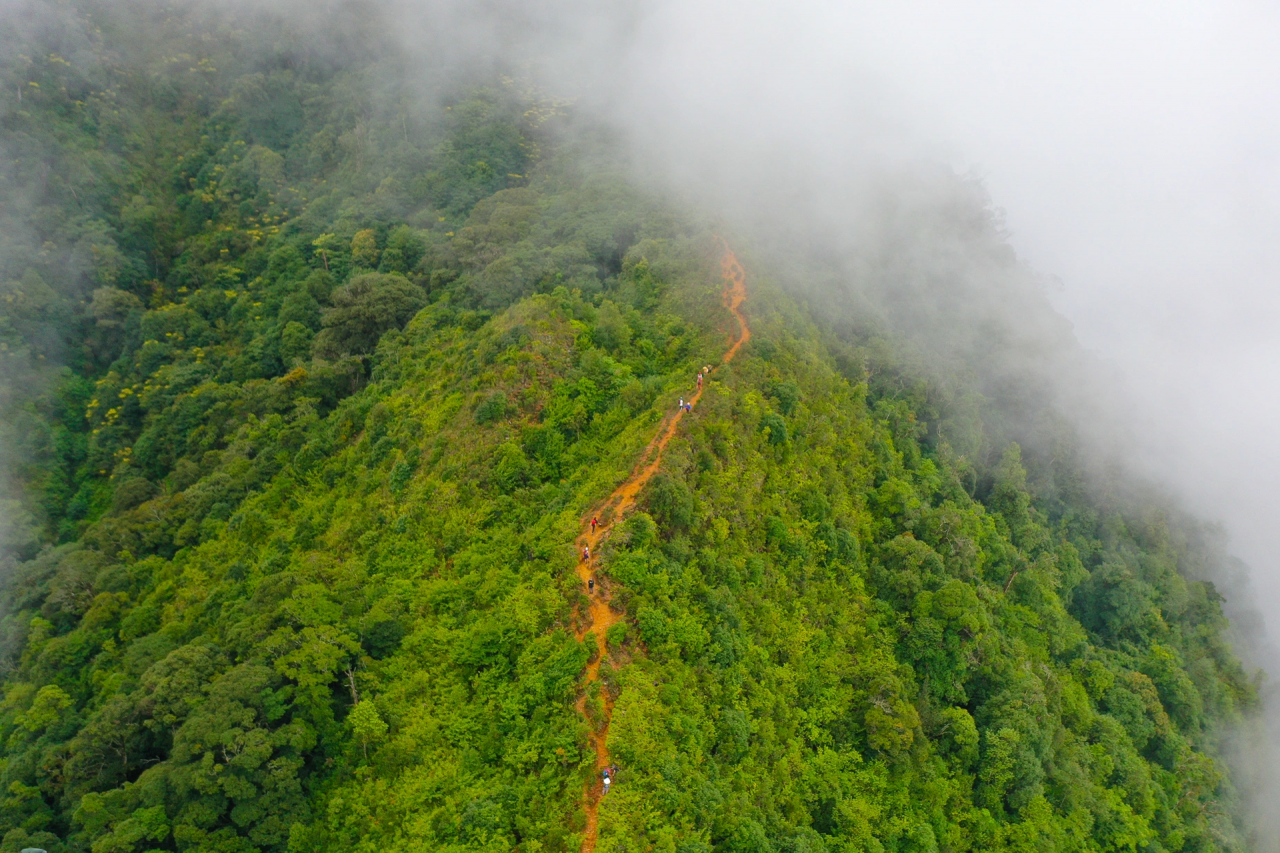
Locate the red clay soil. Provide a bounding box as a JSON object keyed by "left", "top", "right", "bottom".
{"left": 573, "top": 239, "right": 750, "bottom": 853}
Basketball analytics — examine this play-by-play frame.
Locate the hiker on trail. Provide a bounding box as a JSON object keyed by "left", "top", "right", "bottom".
{"left": 591, "top": 516, "right": 599, "bottom": 533}
{"left": 588, "top": 577, "right": 594, "bottom": 593}
{"left": 678, "top": 396, "right": 684, "bottom": 410}
{"left": 583, "top": 544, "right": 590, "bottom": 561}
{"left": 697, "top": 372, "right": 703, "bottom": 389}
{"left": 602, "top": 769, "right": 612, "bottom": 796}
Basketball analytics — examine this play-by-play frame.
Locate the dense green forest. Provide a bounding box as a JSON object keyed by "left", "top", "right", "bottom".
{"left": 0, "top": 3, "right": 1262, "bottom": 852}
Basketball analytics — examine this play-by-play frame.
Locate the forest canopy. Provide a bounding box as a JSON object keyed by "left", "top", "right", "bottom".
{"left": 0, "top": 3, "right": 1262, "bottom": 853}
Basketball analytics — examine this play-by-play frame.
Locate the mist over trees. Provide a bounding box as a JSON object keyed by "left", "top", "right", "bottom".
{"left": 0, "top": 1, "right": 1270, "bottom": 852}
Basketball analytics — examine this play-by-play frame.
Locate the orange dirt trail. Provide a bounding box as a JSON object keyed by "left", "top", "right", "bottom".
{"left": 573, "top": 239, "right": 750, "bottom": 853}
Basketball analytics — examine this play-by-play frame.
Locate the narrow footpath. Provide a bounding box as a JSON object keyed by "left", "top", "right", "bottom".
{"left": 573, "top": 238, "right": 750, "bottom": 853}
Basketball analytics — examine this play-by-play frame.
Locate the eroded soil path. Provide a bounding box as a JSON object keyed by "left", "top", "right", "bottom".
{"left": 573, "top": 239, "right": 750, "bottom": 853}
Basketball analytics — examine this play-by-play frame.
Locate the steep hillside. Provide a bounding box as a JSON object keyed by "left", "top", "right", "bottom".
{"left": 0, "top": 4, "right": 1261, "bottom": 853}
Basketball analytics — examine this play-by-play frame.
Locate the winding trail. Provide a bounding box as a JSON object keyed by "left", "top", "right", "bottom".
{"left": 573, "top": 239, "right": 750, "bottom": 853}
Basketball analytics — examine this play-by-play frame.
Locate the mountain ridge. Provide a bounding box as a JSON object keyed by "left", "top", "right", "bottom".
{"left": 0, "top": 5, "right": 1263, "bottom": 852}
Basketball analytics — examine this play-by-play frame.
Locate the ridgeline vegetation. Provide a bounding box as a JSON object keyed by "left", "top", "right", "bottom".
{"left": 0, "top": 4, "right": 1261, "bottom": 853}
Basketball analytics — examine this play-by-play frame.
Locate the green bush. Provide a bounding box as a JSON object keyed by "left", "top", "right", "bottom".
{"left": 313, "top": 273, "right": 425, "bottom": 357}
{"left": 475, "top": 393, "right": 510, "bottom": 425}
{"left": 760, "top": 411, "right": 788, "bottom": 445}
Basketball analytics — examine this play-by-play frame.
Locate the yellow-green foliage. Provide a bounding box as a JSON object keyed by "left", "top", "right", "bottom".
{"left": 590, "top": 290, "right": 1252, "bottom": 853}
